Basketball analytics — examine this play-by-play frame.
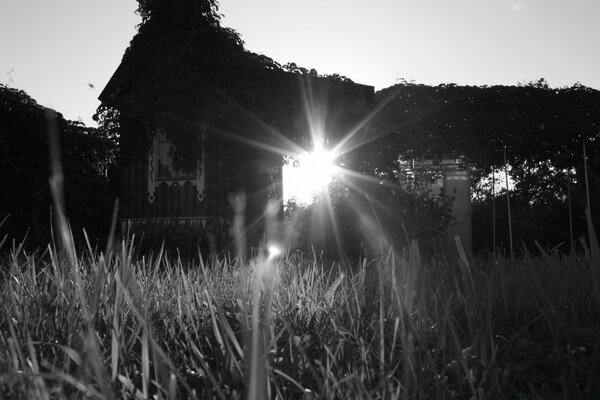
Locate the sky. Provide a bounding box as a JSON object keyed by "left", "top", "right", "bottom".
{"left": 1, "top": 0, "right": 599, "bottom": 127}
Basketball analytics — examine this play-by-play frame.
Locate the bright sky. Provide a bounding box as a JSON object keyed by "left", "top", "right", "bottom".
{"left": 0, "top": 1, "right": 140, "bottom": 126}
{"left": 1, "top": 0, "right": 599, "bottom": 126}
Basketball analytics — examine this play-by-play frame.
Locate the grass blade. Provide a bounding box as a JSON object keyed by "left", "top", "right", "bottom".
{"left": 586, "top": 210, "right": 600, "bottom": 311}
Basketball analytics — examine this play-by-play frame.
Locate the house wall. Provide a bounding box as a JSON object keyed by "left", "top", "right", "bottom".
{"left": 118, "top": 116, "right": 206, "bottom": 220}
{"left": 117, "top": 115, "right": 284, "bottom": 248}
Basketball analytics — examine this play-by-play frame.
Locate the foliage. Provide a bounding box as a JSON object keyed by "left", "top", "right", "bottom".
{"left": 367, "top": 81, "right": 600, "bottom": 251}
{"left": 285, "top": 174, "right": 453, "bottom": 259}
{"left": 473, "top": 194, "right": 575, "bottom": 254}
{"left": 136, "top": 0, "right": 221, "bottom": 24}
{"left": 0, "top": 84, "right": 117, "bottom": 248}
{"left": 93, "top": 105, "right": 121, "bottom": 143}
{"left": 371, "top": 82, "right": 600, "bottom": 173}
{"left": 2, "top": 228, "right": 600, "bottom": 399}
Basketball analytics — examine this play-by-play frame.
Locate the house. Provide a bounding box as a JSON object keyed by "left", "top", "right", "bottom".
{"left": 98, "top": 13, "right": 374, "bottom": 255}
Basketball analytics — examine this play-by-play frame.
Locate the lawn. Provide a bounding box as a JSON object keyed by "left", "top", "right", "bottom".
{"left": 1, "top": 227, "right": 600, "bottom": 399}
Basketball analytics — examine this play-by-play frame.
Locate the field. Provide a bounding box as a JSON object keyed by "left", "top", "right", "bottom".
{"left": 1, "top": 224, "right": 600, "bottom": 400}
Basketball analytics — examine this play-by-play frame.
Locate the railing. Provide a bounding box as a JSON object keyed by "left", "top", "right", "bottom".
{"left": 119, "top": 216, "right": 229, "bottom": 233}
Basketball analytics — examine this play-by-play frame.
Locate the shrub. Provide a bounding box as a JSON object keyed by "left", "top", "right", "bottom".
{"left": 0, "top": 85, "right": 117, "bottom": 249}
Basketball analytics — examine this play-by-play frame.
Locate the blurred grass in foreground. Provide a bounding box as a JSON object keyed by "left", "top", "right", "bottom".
{"left": 1, "top": 227, "right": 600, "bottom": 399}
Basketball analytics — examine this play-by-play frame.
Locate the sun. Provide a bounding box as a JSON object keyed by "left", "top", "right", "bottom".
{"left": 283, "top": 144, "right": 338, "bottom": 205}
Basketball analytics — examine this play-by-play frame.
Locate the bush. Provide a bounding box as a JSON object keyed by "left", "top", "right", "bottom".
{"left": 284, "top": 182, "right": 453, "bottom": 260}
{"left": 0, "top": 85, "right": 117, "bottom": 249}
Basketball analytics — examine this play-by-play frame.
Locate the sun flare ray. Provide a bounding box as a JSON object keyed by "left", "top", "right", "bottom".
{"left": 330, "top": 99, "right": 391, "bottom": 156}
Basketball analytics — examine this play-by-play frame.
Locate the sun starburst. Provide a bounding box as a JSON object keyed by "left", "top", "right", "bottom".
{"left": 284, "top": 143, "right": 340, "bottom": 205}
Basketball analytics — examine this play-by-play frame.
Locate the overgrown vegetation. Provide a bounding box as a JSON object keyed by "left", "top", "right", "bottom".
{"left": 366, "top": 81, "right": 600, "bottom": 251}
{"left": 284, "top": 180, "right": 453, "bottom": 260}
{"left": 1, "top": 223, "right": 599, "bottom": 399}
{"left": 0, "top": 84, "right": 117, "bottom": 248}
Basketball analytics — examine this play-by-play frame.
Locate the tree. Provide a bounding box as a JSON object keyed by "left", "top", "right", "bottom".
{"left": 364, "top": 81, "right": 600, "bottom": 251}
{"left": 0, "top": 84, "right": 117, "bottom": 248}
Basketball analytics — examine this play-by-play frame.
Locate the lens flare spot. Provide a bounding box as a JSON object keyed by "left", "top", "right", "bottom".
{"left": 268, "top": 245, "right": 282, "bottom": 258}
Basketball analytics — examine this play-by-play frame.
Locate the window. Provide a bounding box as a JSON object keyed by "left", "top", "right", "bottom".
{"left": 147, "top": 124, "right": 205, "bottom": 203}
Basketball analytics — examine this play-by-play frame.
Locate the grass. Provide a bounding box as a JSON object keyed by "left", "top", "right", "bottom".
{"left": 1, "top": 227, "right": 600, "bottom": 399}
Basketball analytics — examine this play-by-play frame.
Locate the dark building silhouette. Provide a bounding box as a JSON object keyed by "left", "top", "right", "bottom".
{"left": 98, "top": 21, "right": 373, "bottom": 252}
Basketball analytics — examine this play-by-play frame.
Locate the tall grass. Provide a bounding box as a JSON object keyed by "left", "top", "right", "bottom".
{"left": 1, "top": 230, "right": 600, "bottom": 399}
